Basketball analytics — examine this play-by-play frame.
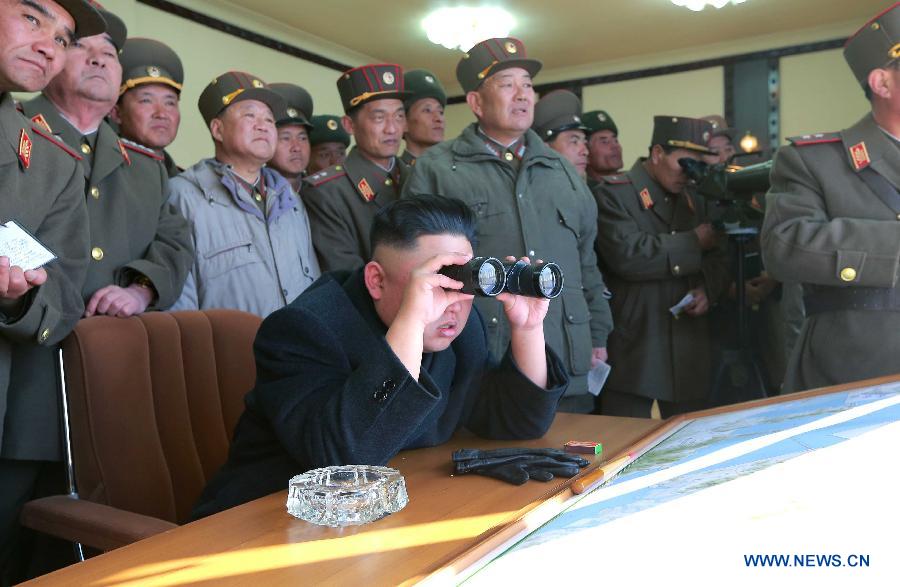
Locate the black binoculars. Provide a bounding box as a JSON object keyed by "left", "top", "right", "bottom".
{"left": 678, "top": 157, "right": 709, "bottom": 183}
{"left": 439, "top": 257, "right": 564, "bottom": 299}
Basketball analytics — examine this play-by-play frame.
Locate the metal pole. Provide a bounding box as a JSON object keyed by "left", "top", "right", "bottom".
{"left": 56, "top": 347, "right": 84, "bottom": 562}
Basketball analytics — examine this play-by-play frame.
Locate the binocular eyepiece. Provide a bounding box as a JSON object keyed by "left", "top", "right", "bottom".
{"left": 678, "top": 157, "right": 710, "bottom": 183}
{"left": 439, "top": 257, "right": 564, "bottom": 299}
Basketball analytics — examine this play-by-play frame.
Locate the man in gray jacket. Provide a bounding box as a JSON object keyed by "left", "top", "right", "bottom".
{"left": 168, "top": 71, "right": 320, "bottom": 317}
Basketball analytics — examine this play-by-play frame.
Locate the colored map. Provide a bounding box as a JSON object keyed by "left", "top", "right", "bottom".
{"left": 463, "top": 382, "right": 900, "bottom": 585}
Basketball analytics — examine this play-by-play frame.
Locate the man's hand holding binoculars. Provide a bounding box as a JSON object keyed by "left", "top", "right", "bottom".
{"left": 395, "top": 251, "right": 475, "bottom": 333}
{"left": 496, "top": 256, "right": 550, "bottom": 388}
{"left": 386, "top": 253, "right": 559, "bottom": 387}
{"left": 385, "top": 251, "right": 474, "bottom": 380}
{"left": 496, "top": 256, "right": 551, "bottom": 334}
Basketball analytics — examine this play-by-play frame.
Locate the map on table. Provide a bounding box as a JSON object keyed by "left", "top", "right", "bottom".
{"left": 463, "top": 381, "right": 900, "bottom": 583}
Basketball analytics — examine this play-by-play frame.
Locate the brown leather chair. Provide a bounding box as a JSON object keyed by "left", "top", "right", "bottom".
{"left": 20, "top": 310, "right": 261, "bottom": 552}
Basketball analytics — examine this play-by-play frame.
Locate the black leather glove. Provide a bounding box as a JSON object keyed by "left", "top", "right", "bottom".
{"left": 452, "top": 448, "right": 590, "bottom": 485}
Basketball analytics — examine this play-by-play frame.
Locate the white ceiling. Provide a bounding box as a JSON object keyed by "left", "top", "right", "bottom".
{"left": 221, "top": 0, "right": 886, "bottom": 90}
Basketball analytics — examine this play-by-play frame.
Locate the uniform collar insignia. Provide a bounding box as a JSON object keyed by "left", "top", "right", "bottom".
{"left": 18, "top": 128, "right": 32, "bottom": 169}
{"left": 639, "top": 187, "right": 654, "bottom": 209}
{"left": 357, "top": 177, "right": 375, "bottom": 201}
{"left": 30, "top": 114, "right": 52, "bottom": 134}
{"left": 118, "top": 140, "right": 131, "bottom": 166}
{"left": 849, "top": 141, "right": 870, "bottom": 171}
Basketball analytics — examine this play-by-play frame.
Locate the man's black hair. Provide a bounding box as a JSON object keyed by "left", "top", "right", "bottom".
{"left": 370, "top": 195, "right": 478, "bottom": 253}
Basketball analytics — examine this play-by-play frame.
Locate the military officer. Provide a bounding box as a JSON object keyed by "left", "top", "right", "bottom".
{"left": 0, "top": 0, "right": 104, "bottom": 580}
{"left": 303, "top": 64, "right": 411, "bottom": 271}
{"left": 593, "top": 116, "right": 729, "bottom": 417}
{"left": 402, "top": 37, "right": 613, "bottom": 410}
{"left": 110, "top": 37, "right": 184, "bottom": 178}
{"left": 701, "top": 114, "right": 737, "bottom": 165}
{"left": 306, "top": 114, "right": 350, "bottom": 175}
{"left": 269, "top": 82, "right": 314, "bottom": 193}
{"left": 584, "top": 109, "right": 623, "bottom": 190}
{"left": 761, "top": 2, "right": 900, "bottom": 393}
{"left": 168, "top": 72, "right": 319, "bottom": 317}
{"left": 533, "top": 89, "right": 590, "bottom": 178}
{"left": 401, "top": 68, "right": 446, "bottom": 165}
{"left": 21, "top": 4, "right": 194, "bottom": 317}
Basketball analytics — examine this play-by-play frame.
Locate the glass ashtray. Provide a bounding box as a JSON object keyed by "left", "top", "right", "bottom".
{"left": 286, "top": 465, "right": 408, "bottom": 527}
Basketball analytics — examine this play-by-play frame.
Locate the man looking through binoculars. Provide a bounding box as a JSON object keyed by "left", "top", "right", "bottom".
{"left": 592, "top": 116, "right": 730, "bottom": 418}
{"left": 192, "top": 195, "right": 568, "bottom": 518}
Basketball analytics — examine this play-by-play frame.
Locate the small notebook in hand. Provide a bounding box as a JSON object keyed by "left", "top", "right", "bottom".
{"left": 0, "top": 220, "right": 57, "bottom": 271}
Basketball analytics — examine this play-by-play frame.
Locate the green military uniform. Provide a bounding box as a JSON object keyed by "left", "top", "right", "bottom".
{"left": 0, "top": 94, "right": 90, "bottom": 461}
{"left": 402, "top": 38, "right": 612, "bottom": 400}
{"left": 404, "top": 125, "right": 610, "bottom": 397}
{"left": 0, "top": 2, "right": 103, "bottom": 575}
{"left": 118, "top": 37, "right": 185, "bottom": 178}
{"left": 399, "top": 150, "right": 416, "bottom": 167}
{"left": 593, "top": 117, "right": 729, "bottom": 411}
{"left": 762, "top": 3, "right": 900, "bottom": 392}
{"left": 22, "top": 95, "right": 193, "bottom": 308}
{"left": 583, "top": 110, "right": 619, "bottom": 191}
{"left": 304, "top": 148, "right": 409, "bottom": 270}
{"left": 161, "top": 150, "right": 181, "bottom": 178}
{"left": 401, "top": 69, "right": 447, "bottom": 166}
{"left": 303, "top": 64, "right": 411, "bottom": 271}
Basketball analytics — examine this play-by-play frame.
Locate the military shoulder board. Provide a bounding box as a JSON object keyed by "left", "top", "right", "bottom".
{"left": 602, "top": 174, "right": 631, "bottom": 185}
{"left": 305, "top": 166, "right": 347, "bottom": 188}
{"left": 31, "top": 126, "right": 82, "bottom": 160}
{"left": 120, "top": 138, "right": 164, "bottom": 161}
{"left": 787, "top": 132, "right": 841, "bottom": 147}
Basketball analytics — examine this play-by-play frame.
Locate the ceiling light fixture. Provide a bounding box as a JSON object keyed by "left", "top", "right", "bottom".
{"left": 671, "top": 0, "right": 748, "bottom": 12}
{"left": 421, "top": 6, "right": 516, "bottom": 52}
{"left": 740, "top": 131, "right": 759, "bottom": 153}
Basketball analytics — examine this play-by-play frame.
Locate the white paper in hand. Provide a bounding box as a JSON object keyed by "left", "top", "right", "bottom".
{"left": 0, "top": 220, "right": 56, "bottom": 271}
{"left": 669, "top": 292, "right": 695, "bottom": 317}
{"left": 587, "top": 361, "right": 611, "bottom": 396}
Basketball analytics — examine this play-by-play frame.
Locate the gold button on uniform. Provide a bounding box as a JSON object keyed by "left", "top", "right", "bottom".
{"left": 384, "top": 178, "right": 393, "bottom": 186}
{"left": 39, "top": 328, "right": 50, "bottom": 343}
{"left": 254, "top": 193, "right": 262, "bottom": 202}
{"left": 673, "top": 265, "right": 681, "bottom": 275}
{"left": 504, "top": 152, "right": 514, "bottom": 161}
{"left": 90, "top": 186, "right": 100, "bottom": 199}
{"left": 91, "top": 247, "right": 104, "bottom": 261}
{"left": 81, "top": 143, "right": 91, "bottom": 154}
{"left": 840, "top": 267, "right": 857, "bottom": 282}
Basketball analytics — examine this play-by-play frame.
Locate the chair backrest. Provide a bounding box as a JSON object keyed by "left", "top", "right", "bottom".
{"left": 62, "top": 310, "right": 262, "bottom": 525}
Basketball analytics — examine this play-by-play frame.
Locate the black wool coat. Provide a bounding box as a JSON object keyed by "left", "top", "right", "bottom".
{"left": 194, "top": 269, "right": 568, "bottom": 517}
